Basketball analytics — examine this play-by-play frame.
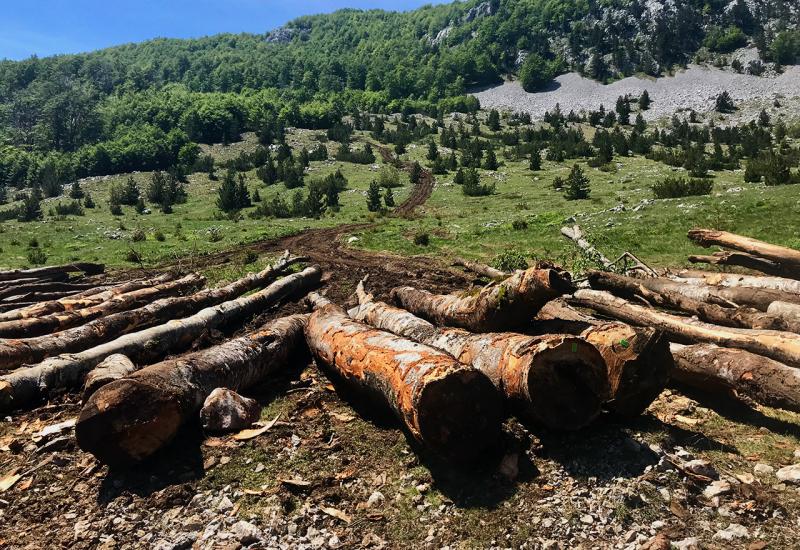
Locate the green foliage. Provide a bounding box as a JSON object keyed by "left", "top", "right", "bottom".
{"left": 771, "top": 30, "right": 800, "bottom": 65}
{"left": 413, "top": 232, "right": 430, "bottom": 246}
{"left": 651, "top": 176, "right": 713, "bottom": 198}
{"left": 462, "top": 168, "right": 494, "bottom": 197}
{"left": 563, "top": 164, "right": 590, "bottom": 200}
{"left": 492, "top": 251, "right": 527, "bottom": 272}
{"left": 27, "top": 247, "right": 48, "bottom": 266}
{"left": 519, "top": 53, "right": 558, "bottom": 92}
{"left": 18, "top": 189, "right": 42, "bottom": 222}
{"left": 69, "top": 181, "right": 85, "bottom": 199}
{"left": 366, "top": 180, "right": 383, "bottom": 212}
{"left": 703, "top": 26, "right": 747, "bottom": 53}
{"left": 217, "top": 169, "right": 251, "bottom": 212}
{"left": 715, "top": 91, "right": 736, "bottom": 113}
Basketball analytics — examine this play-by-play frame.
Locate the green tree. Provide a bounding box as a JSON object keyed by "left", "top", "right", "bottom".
{"left": 366, "top": 180, "right": 382, "bottom": 212}
{"left": 487, "top": 109, "right": 501, "bottom": 131}
{"left": 305, "top": 181, "right": 326, "bottom": 219}
{"left": 384, "top": 187, "right": 395, "bottom": 208}
{"left": 563, "top": 164, "right": 591, "bottom": 200}
{"left": 69, "top": 181, "right": 85, "bottom": 199}
{"left": 638, "top": 90, "right": 651, "bottom": 111}
{"left": 529, "top": 150, "right": 541, "bottom": 171}
{"left": 427, "top": 139, "right": 439, "bottom": 161}
{"left": 18, "top": 188, "right": 43, "bottom": 222}
{"left": 519, "top": 53, "right": 557, "bottom": 92}
{"left": 216, "top": 169, "right": 241, "bottom": 212}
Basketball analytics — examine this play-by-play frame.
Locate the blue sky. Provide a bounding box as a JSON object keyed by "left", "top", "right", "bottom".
{"left": 0, "top": 1, "right": 448, "bottom": 60}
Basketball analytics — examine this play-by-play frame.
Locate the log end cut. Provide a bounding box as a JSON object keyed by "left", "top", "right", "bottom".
{"left": 416, "top": 368, "right": 503, "bottom": 462}
{"left": 76, "top": 379, "right": 183, "bottom": 467}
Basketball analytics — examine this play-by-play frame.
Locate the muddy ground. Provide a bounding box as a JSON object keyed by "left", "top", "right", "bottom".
{"left": 1, "top": 228, "right": 799, "bottom": 549}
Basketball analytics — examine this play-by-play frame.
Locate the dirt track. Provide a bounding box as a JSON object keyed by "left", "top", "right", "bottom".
{"left": 377, "top": 146, "right": 435, "bottom": 217}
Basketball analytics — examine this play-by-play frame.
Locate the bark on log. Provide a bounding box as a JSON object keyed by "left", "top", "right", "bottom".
{"left": 306, "top": 293, "right": 502, "bottom": 460}
{"left": 390, "top": 266, "right": 572, "bottom": 332}
{"left": 588, "top": 271, "right": 800, "bottom": 333}
{"left": 768, "top": 302, "right": 800, "bottom": 330}
{"left": 536, "top": 300, "right": 671, "bottom": 417}
{"left": 560, "top": 225, "right": 614, "bottom": 269}
{"left": 0, "top": 274, "right": 172, "bottom": 322}
{"left": 452, "top": 258, "right": 507, "bottom": 279}
{"left": 0, "top": 275, "right": 71, "bottom": 290}
{"left": 0, "top": 282, "right": 99, "bottom": 301}
{"left": 688, "top": 229, "right": 800, "bottom": 278}
{"left": 670, "top": 343, "right": 800, "bottom": 413}
{"left": 0, "top": 263, "right": 104, "bottom": 282}
{"left": 349, "top": 284, "right": 608, "bottom": 430}
{"left": 570, "top": 289, "right": 800, "bottom": 368}
{"left": 672, "top": 271, "right": 800, "bottom": 295}
{"left": 82, "top": 354, "right": 136, "bottom": 400}
{"left": 0, "top": 254, "right": 307, "bottom": 370}
{"left": 0, "top": 273, "right": 204, "bottom": 338}
{"left": 688, "top": 251, "right": 788, "bottom": 277}
{"left": 0, "top": 266, "right": 322, "bottom": 412}
{"left": 76, "top": 315, "right": 309, "bottom": 466}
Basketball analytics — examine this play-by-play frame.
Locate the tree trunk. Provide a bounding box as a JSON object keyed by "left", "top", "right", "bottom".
{"left": 0, "top": 274, "right": 174, "bottom": 322}
{"left": 0, "top": 275, "right": 71, "bottom": 290}
{"left": 536, "top": 300, "right": 671, "bottom": 417}
{"left": 306, "top": 293, "right": 502, "bottom": 460}
{"left": 0, "top": 282, "right": 100, "bottom": 301}
{"left": 588, "top": 271, "right": 800, "bottom": 333}
{"left": 0, "top": 273, "right": 205, "bottom": 338}
{"left": 452, "top": 258, "right": 506, "bottom": 279}
{"left": 688, "top": 251, "right": 789, "bottom": 278}
{"left": 0, "top": 263, "right": 104, "bottom": 282}
{"left": 768, "top": 302, "right": 800, "bottom": 331}
{"left": 76, "top": 315, "right": 309, "bottom": 466}
{"left": 670, "top": 343, "right": 800, "bottom": 413}
{"left": 671, "top": 271, "right": 800, "bottom": 295}
{"left": 82, "top": 354, "right": 136, "bottom": 400}
{"left": 349, "top": 284, "right": 608, "bottom": 430}
{"left": 570, "top": 289, "right": 800, "bottom": 368}
{"left": 0, "top": 266, "right": 322, "bottom": 412}
{"left": 560, "top": 225, "right": 614, "bottom": 269}
{"left": 390, "top": 266, "right": 572, "bottom": 332}
{"left": 688, "top": 229, "right": 800, "bottom": 278}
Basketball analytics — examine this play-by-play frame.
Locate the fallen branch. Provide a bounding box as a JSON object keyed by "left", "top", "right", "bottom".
{"left": 670, "top": 343, "right": 800, "bottom": 413}
{"left": 688, "top": 251, "right": 788, "bottom": 278}
{"left": 561, "top": 225, "right": 614, "bottom": 269}
{"left": 76, "top": 314, "right": 309, "bottom": 466}
{"left": 0, "top": 273, "right": 205, "bottom": 338}
{"left": 536, "top": 300, "right": 671, "bottom": 417}
{"left": 452, "top": 258, "right": 506, "bottom": 279}
{"left": 569, "top": 290, "right": 800, "bottom": 368}
{"left": 0, "top": 266, "right": 322, "bottom": 412}
{"left": 688, "top": 229, "right": 800, "bottom": 278}
{"left": 350, "top": 282, "right": 608, "bottom": 429}
{"left": 306, "top": 293, "right": 502, "bottom": 460}
{"left": 390, "top": 266, "right": 572, "bottom": 332}
{"left": 0, "top": 263, "right": 104, "bottom": 282}
{"left": 0, "top": 282, "right": 99, "bottom": 301}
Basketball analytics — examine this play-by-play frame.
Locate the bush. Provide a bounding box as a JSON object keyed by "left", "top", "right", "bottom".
{"left": 207, "top": 226, "right": 224, "bottom": 242}
{"left": 27, "top": 247, "right": 47, "bottom": 266}
{"left": 563, "top": 164, "right": 591, "bottom": 200}
{"left": 715, "top": 91, "right": 736, "bottom": 113}
{"left": 651, "top": 176, "right": 713, "bottom": 198}
{"left": 377, "top": 165, "right": 402, "bottom": 188}
{"left": 242, "top": 250, "right": 258, "bottom": 265}
{"left": 512, "top": 219, "right": 528, "bottom": 231}
{"left": 109, "top": 203, "right": 123, "bottom": 216}
{"left": 703, "top": 26, "right": 747, "bottom": 53}
{"left": 54, "top": 200, "right": 84, "bottom": 216}
{"left": 413, "top": 232, "right": 430, "bottom": 246}
{"left": 492, "top": 251, "right": 527, "bottom": 272}
{"left": 519, "top": 53, "right": 558, "bottom": 92}
{"left": 154, "top": 230, "right": 166, "bottom": 242}
{"left": 125, "top": 249, "right": 143, "bottom": 264}
{"left": 462, "top": 168, "right": 494, "bottom": 196}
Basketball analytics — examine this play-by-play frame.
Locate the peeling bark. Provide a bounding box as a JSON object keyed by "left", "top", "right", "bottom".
{"left": 670, "top": 343, "right": 800, "bottom": 413}
{"left": 82, "top": 354, "right": 136, "bottom": 400}
{"left": 0, "top": 266, "right": 322, "bottom": 412}
{"left": 349, "top": 285, "right": 608, "bottom": 430}
{"left": 306, "top": 293, "right": 502, "bottom": 460}
{"left": 76, "top": 315, "right": 309, "bottom": 466}
{"left": 390, "top": 266, "right": 572, "bottom": 332}
{"left": 0, "top": 282, "right": 100, "bottom": 301}
{"left": 688, "top": 229, "right": 800, "bottom": 278}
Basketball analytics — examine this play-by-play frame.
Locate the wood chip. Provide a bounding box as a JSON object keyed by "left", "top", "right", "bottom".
{"left": 321, "top": 506, "right": 352, "bottom": 523}
{"left": 335, "top": 466, "right": 358, "bottom": 481}
{"left": 674, "top": 415, "right": 700, "bottom": 426}
{"left": 669, "top": 499, "right": 688, "bottom": 520}
{"left": 0, "top": 468, "right": 21, "bottom": 492}
{"left": 330, "top": 412, "right": 355, "bottom": 422}
{"left": 280, "top": 477, "right": 312, "bottom": 488}
{"left": 232, "top": 414, "right": 280, "bottom": 441}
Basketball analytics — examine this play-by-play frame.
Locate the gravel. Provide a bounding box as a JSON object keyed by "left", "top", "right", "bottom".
{"left": 472, "top": 61, "right": 800, "bottom": 122}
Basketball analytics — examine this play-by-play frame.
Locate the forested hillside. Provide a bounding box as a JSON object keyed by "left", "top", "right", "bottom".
{"left": 0, "top": 0, "right": 798, "bottom": 191}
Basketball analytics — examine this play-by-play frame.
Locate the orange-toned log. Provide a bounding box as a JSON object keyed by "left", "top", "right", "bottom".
{"left": 670, "top": 343, "right": 800, "bottom": 413}
{"left": 390, "top": 266, "right": 573, "bottom": 332}
{"left": 76, "top": 315, "right": 309, "bottom": 466}
{"left": 570, "top": 290, "right": 800, "bottom": 368}
{"left": 536, "top": 300, "right": 671, "bottom": 417}
{"left": 349, "top": 284, "right": 608, "bottom": 429}
{"left": 0, "top": 274, "right": 175, "bottom": 322}
{"left": 688, "top": 229, "right": 800, "bottom": 278}
{"left": 306, "top": 293, "right": 502, "bottom": 460}
{"left": 0, "top": 273, "right": 204, "bottom": 338}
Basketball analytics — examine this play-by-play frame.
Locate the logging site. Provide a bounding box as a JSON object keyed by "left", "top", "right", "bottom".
{"left": 2, "top": 1, "right": 800, "bottom": 548}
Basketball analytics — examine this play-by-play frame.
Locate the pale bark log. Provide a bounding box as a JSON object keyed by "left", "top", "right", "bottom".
{"left": 0, "top": 273, "right": 204, "bottom": 338}
{"left": 349, "top": 285, "right": 608, "bottom": 430}
{"left": 767, "top": 302, "right": 800, "bottom": 330}
{"left": 390, "top": 266, "right": 572, "bottom": 332}
{"left": 570, "top": 289, "right": 800, "bottom": 368}
{"left": 0, "top": 266, "right": 322, "bottom": 412}
{"left": 82, "top": 354, "right": 135, "bottom": 400}
{"left": 0, "top": 263, "right": 104, "bottom": 282}
{"left": 688, "top": 229, "right": 800, "bottom": 278}
{"left": 0, "top": 282, "right": 99, "bottom": 301}
{"left": 672, "top": 271, "right": 800, "bottom": 295}
{"left": 76, "top": 315, "right": 309, "bottom": 466}
{"left": 670, "top": 343, "right": 800, "bottom": 413}
{"left": 560, "top": 225, "right": 614, "bottom": 269}
{"left": 306, "top": 293, "right": 502, "bottom": 460}
{"left": 452, "top": 258, "right": 507, "bottom": 279}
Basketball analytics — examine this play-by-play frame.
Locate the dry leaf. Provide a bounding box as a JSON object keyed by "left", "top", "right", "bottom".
{"left": 219, "top": 456, "right": 231, "bottom": 466}
{"left": 16, "top": 477, "right": 33, "bottom": 491}
{"left": 232, "top": 414, "right": 280, "bottom": 441}
{"left": 321, "top": 506, "right": 351, "bottom": 523}
{"left": 669, "top": 499, "right": 688, "bottom": 520}
{"left": 335, "top": 466, "right": 357, "bottom": 481}
{"left": 203, "top": 456, "right": 218, "bottom": 470}
{"left": 330, "top": 412, "right": 355, "bottom": 423}
{"left": 203, "top": 437, "right": 226, "bottom": 448}
{"left": 0, "top": 468, "right": 21, "bottom": 492}
{"left": 324, "top": 384, "right": 335, "bottom": 392}
{"left": 280, "top": 477, "right": 312, "bottom": 488}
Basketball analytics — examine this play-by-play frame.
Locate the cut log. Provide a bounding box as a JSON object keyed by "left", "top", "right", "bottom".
{"left": 0, "top": 263, "right": 104, "bottom": 282}
{"left": 0, "top": 282, "right": 99, "bottom": 301}
{"left": 768, "top": 302, "right": 800, "bottom": 330}
{"left": 390, "top": 266, "right": 572, "bottom": 332}
{"left": 670, "top": 343, "right": 800, "bottom": 413}
{"left": 0, "top": 273, "right": 205, "bottom": 338}
{"left": 0, "top": 274, "right": 173, "bottom": 322}
{"left": 0, "top": 254, "right": 307, "bottom": 370}
{"left": 452, "top": 258, "right": 507, "bottom": 279}
{"left": 536, "top": 300, "right": 671, "bottom": 417}
{"left": 560, "top": 225, "right": 614, "bottom": 269}
{"left": 82, "top": 354, "right": 136, "bottom": 400}
{"left": 349, "top": 283, "right": 608, "bottom": 429}
{"left": 688, "top": 229, "right": 800, "bottom": 278}
{"left": 688, "top": 251, "right": 788, "bottom": 278}
{"left": 0, "top": 266, "right": 322, "bottom": 412}
{"left": 0, "top": 275, "right": 71, "bottom": 290}
{"left": 76, "top": 314, "right": 309, "bottom": 466}
{"left": 672, "top": 271, "right": 800, "bottom": 295}
{"left": 306, "top": 293, "right": 502, "bottom": 460}
{"left": 588, "top": 271, "right": 800, "bottom": 333}
{"left": 570, "top": 289, "right": 800, "bottom": 368}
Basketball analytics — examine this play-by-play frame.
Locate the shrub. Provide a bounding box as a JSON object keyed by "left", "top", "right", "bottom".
{"left": 28, "top": 237, "right": 39, "bottom": 248}
{"left": 242, "top": 250, "right": 258, "bottom": 265}
{"left": 125, "top": 249, "right": 143, "bottom": 264}
{"left": 207, "top": 226, "right": 224, "bottom": 242}
{"left": 563, "top": 164, "right": 591, "bottom": 200}
{"left": 413, "top": 232, "right": 430, "bottom": 246}
{"left": 27, "top": 247, "right": 47, "bottom": 266}
{"left": 109, "top": 203, "right": 123, "bottom": 216}
{"left": 54, "top": 200, "right": 84, "bottom": 216}
{"left": 512, "top": 219, "right": 528, "bottom": 231}
{"left": 154, "top": 230, "right": 166, "bottom": 242}
{"left": 715, "top": 91, "right": 736, "bottom": 113}
{"left": 651, "top": 176, "right": 713, "bottom": 198}
{"left": 492, "top": 251, "right": 527, "bottom": 272}
{"left": 462, "top": 168, "right": 494, "bottom": 196}
{"left": 519, "top": 53, "right": 558, "bottom": 92}
{"left": 377, "top": 165, "right": 402, "bottom": 188}
{"left": 131, "top": 229, "right": 146, "bottom": 242}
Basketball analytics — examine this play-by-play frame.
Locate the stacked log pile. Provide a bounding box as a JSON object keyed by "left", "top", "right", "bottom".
{"left": 0, "top": 263, "right": 106, "bottom": 312}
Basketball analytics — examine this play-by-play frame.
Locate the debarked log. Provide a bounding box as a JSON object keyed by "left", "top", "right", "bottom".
{"left": 76, "top": 315, "right": 309, "bottom": 466}
{"left": 671, "top": 271, "right": 800, "bottom": 295}
{"left": 688, "top": 229, "right": 800, "bottom": 277}
{"left": 390, "top": 266, "right": 573, "bottom": 332}
{"left": 306, "top": 293, "right": 503, "bottom": 460}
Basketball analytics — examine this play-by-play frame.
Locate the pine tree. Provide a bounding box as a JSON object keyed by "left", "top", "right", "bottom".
{"left": 257, "top": 160, "right": 277, "bottom": 185}
{"left": 487, "top": 109, "right": 501, "bottom": 131}
{"left": 291, "top": 190, "right": 306, "bottom": 217}
{"left": 529, "top": 150, "right": 541, "bottom": 171}
{"left": 305, "top": 181, "right": 326, "bottom": 219}
{"left": 563, "top": 164, "right": 591, "bottom": 200}
{"left": 758, "top": 109, "right": 771, "bottom": 127}
{"left": 121, "top": 176, "right": 140, "bottom": 205}
{"left": 427, "top": 139, "right": 439, "bottom": 161}
{"left": 135, "top": 197, "right": 146, "bottom": 214}
{"left": 0, "top": 185, "right": 7, "bottom": 205}
{"left": 715, "top": 91, "right": 736, "bottom": 113}
{"left": 19, "top": 188, "right": 43, "bottom": 222}
{"left": 638, "top": 90, "right": 651, "bottom": 111}
{"left": 252, "top": 189, "right": 261, "bottom": 202}
{"left": 83, "top": 193, "right": 95, "bottom": 208}
{"left": 384, "top": 187, "right": 395, "bottom": 208}
{"left": 216, "top": 170, "right": 240, "bottom": 212}
{"left": 454, "top": 167, "right": 465, "bottom": 185}
{"left": 366, "top": 180, "right": 383, "bottom": 212}
{"left": 325, "top": 178, "right": 340, "bottom": 210}
{"left": 235, "top": 174, "right": 251, "bottom": 209}
{"left": 69, "top": 181, "right": 85, "bottom": 199}
{"left": 483, "top": 147, "right": 499, "bottom": 170}
{"left": 147, "top": 172, "right": 167, "bottom": 204}
{"left": 447, "top": 151, "right": 458, "bottom": 170}
{"left": 634, "top": 113, "right": 646, "bottom": 133}
{"left": 409, "top": 161, "right": 423, "bottom": 184}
